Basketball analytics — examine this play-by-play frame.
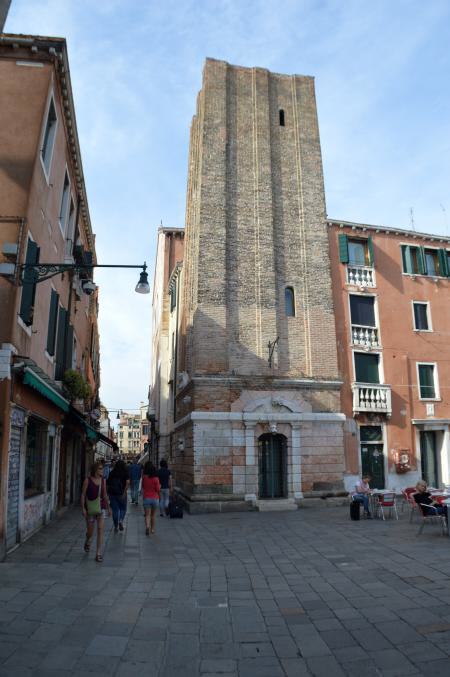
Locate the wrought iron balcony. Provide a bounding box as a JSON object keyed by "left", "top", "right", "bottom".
{"left": 346, "top": 264, "right": 376, "bottom": 288}
{"left": 351, "top": 324, "right": 380, "bottom": 348}
{"left": 352, "top": 383, "right": 392, "bottom": 416}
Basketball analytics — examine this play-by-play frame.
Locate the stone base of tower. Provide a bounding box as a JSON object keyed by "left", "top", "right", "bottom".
{"left": 170, "top": 382, "right": 347, "bottom": 513}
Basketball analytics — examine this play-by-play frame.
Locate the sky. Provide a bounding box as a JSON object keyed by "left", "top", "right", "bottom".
{"left": 5, "top": 0, "right": 450, "bottom": 418}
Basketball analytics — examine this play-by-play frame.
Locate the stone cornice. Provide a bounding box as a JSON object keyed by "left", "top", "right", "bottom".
{"left": 328, "top": 219, "right": 450, "bottom": 244}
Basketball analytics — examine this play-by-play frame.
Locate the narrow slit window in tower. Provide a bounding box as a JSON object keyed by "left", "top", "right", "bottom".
{"left": 279, "top": 109, "right": 285, "bottom": 126}
{"left": 285, "top": 287, "right": 295, "bottom": 316}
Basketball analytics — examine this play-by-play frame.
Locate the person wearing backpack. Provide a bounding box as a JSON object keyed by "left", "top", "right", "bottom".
{"left": 81, "top": 461, "right": 111, "bottom": 562}
{"left": 107, "top": 459, "right": 130, "bottom": 533}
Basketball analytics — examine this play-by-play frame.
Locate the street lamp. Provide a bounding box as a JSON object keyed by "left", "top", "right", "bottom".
{"left": 16, "top": 261, "right": 150, "bottom": 294}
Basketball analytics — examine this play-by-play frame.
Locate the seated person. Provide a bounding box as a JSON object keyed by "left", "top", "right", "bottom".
{"left": 414, "top": 480, "right": 447, "bottom": 518}
{"left": 353, "top": 475, "right": 372, "bottom": 518}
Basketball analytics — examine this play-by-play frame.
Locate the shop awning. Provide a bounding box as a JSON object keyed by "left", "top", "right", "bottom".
{"left": 23, "top": 367, "right": 70, "bottom": 412}
{"left": 71, "top": 411, "right": 99, "bottom": 441}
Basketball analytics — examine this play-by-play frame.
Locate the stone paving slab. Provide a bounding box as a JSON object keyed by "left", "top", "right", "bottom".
{"left": 2, "top": 502, "right": 450, "bottom": 675}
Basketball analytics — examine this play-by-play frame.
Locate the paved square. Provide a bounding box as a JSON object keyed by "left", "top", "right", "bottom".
{"left": 1, "top": 502, "right": 450, "bottom": 675}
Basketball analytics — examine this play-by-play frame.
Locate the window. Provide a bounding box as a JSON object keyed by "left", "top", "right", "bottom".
{"left": 142, "top": 425, "right": 149, "bottom": 435}
{"left": 354, "top": 352, "right": 380, "bottom": 384}
{"left": 54, "top": 306, "right": 68, "bottom": 380}
{"left": 285, "top": 287, "right": 295, "bottom": 316}
{"left": 20, "top": 238, "right": 40, "bottom": 326}
{"left": 46, "top": 290, "right": 59, "bottom": 355}
{"left": 119, "top": 432, "right": 123, "bottom": 439}
{"left": 402, "top": 245, "right": 450, "bottom": 276}
{"left": 339, "top": 234, "right": 374, "bottom": 266}
{"left": 424, "top": 249, "right": 439, "bottom": 276}
{"left": 413, "top": 302, "right": 430, "bottom": 331}
{"left": 360, "top": 425, "right": 382, "bottom": 442}
{"left": 418, "top": 363, "right": 438, "bottom": 399}
{"left": 41, "top": 97, "right": 57, "bottom": 176}
{"left": 59, "top": 172, "right": 71, "bottom": 235}
{"left": 350, "top": 295, "right": 375, "bottom": 327}
{"left": 128, "top": 432, "right": 132, "bottom": 438}
{"left": 279, "top": 109, "right": 285, "bottom": 126}
{"left": 170, "top": 284, "right": 177, "bottom": 312}
{"left": 401, "top": 245, "right": 422, "bottom": 274}
{"left": 24, "top": 417, "right": 47, "bottom": 497}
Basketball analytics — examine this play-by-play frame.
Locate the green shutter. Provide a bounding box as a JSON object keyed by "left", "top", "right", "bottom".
{"left": 46, "top": 290, "right": 59, "bottom": 356}
{"left": 338, "top": 234, "right": 349, "bottom": 263}
{"left": 65, "top": 324, "right": 74, "bottom": 371}
{"left": 367, "top": 236, "right": 374, "bottom": 266}
{"left": 19, "top": 240, "right": 40, "bottom": 325}
{"left": 401, "top": 245, "right": 412, "bottom": 273}
{"left": 55, "top": 307, "right": 68, "bottom": 380}
{"left": 418, "top": 246, "right": 427, "bottom": 275}
{"left": 438, "top": 249, "right": 449, "bottom": 277}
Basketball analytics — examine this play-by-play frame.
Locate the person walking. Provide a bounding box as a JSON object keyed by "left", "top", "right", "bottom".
{"left": 81, "top": 461, "right": 111, "bottom": 562}
{"left": 107, "top": 459, "right": 130, "bottom": 533}
{"left": 142, "top": 462, "right": 160, "bottom": 536}
{"left": 158, "top": 458, "right": 172, "bottom": 517}
{"left": 129, "top": 456, "right": 143, "bottom": 505}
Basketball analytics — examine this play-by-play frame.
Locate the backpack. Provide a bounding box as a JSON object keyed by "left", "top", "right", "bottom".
{"left": 108, "top": 475, "right": 124, "bottom": 496}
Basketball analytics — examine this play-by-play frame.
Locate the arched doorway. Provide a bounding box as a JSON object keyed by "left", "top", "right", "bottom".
{"left": 258, "top": 434, "right": 287, "bottom": 498}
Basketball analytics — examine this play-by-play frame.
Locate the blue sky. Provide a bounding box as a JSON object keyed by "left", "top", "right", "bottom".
{"left": 6, "top": 0, "right": 450, "bottom": 416}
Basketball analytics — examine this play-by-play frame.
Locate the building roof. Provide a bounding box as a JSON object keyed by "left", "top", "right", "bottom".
{"left": 328, "top": 218, "right": 450, "bottom": 244}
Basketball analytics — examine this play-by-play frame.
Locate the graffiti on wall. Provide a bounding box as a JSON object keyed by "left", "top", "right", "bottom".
{"left": 23, "top": 494, "right": 44, "bottom": 537}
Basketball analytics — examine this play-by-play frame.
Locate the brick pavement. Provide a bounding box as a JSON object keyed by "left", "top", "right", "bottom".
{"left": 2, "top": 503, "right": 450, "bottom": 676}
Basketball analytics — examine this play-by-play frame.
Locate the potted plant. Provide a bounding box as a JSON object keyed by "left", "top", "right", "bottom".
{"left": 63, "top": 369, "right": 92, "bottom": 408}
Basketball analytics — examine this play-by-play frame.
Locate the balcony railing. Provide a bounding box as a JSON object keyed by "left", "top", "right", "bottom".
{"left": 352, "top": 383, "right": 392, "bottom": 416}
{"left": 351, "top": 324, "right": 380, "bottom": 348}
{"left": 346, "top": 264, "right": 376, "bottom": 288}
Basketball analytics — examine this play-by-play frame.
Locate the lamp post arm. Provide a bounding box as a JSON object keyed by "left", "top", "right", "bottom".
{"left": 20, "top": 262, "right": 147, "bottom": 285}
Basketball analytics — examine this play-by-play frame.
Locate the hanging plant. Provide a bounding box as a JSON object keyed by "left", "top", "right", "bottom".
{"left": 63, "top": 369, "right": 92, "bottom": 402}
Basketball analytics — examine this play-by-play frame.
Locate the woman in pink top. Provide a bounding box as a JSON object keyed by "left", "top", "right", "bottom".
{"left": 142, "top": 462, "right": 161, "bottom": 535}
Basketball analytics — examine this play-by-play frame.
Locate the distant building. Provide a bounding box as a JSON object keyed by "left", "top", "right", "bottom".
{"left": 0, "top": 34, "right": 101, "bottom": 557}
{"left": 116, "top": 412, "right": 142, "bottom": 458}
{"left": 148, "top": 227, "right": 184, "bottom": 462}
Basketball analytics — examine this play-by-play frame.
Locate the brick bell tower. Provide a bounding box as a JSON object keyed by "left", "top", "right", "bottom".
{"left": 174, "top": 59, "right": 345, "bottom": 512}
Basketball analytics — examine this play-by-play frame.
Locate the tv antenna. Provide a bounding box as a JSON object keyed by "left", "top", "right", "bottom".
{"left": 409, "top": 207, "right": 415, "bottom": 231}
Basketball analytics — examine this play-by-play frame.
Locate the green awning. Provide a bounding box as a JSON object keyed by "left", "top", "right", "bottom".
{"left": 71, "top": 409, "right": 99, "bottom": 442}
{"left": 23, "top": 368, "right": 70, "bottom": 412}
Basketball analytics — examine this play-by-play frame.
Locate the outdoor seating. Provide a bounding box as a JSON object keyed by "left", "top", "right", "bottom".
{"left": 373, "top": 491, "right": 398, "bottom": 520}
{"left": 416, "top": 503, "right": 447, "bottom": 536}
{"left": 401, "top": 487, "right": 418, "bottom": 522}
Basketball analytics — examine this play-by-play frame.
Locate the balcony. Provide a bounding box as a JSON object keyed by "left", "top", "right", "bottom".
{"left": 346, "top": 265, "right": 375, "bottom": 288}
{"left": 351, "top": 324, "right": 380, "bottom": 348}
{"left": 352, "top": 383, "right": 392, "bottom": 416}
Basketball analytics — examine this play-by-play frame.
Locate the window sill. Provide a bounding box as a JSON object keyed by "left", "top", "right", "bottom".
{"left": 419, "top": 397, "right": 441, "bottom": 402}
{"left": 413, "top": 329, "right": 433, "bottom": 333}
{"left": 17, "top": 316, "right": 32, "bottom": 336}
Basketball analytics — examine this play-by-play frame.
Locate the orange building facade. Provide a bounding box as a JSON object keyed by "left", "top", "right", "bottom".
{"left": 329, "top": 220, "right": 450, "bottom": 493}
{"left": 0, "top": 35, "right": 101, "bottom": 557}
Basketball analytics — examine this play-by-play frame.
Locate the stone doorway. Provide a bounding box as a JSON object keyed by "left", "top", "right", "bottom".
{"left": 258, "top": 434, "right": 287, "bottom": 499}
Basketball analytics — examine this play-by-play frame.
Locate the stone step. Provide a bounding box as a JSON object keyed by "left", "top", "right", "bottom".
{"left": 256, "top": 499, "right": 298, "bottom": 512}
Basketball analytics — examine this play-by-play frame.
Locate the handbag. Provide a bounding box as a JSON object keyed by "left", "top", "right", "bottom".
{"left": 86, "top": 479, "right": 102, "bottom": 516}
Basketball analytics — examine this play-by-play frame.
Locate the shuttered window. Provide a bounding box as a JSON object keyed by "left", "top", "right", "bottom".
{"left": 46, "top": 290, "right": 59, "bottom": 355}
{"left": 55, "top": 307, "right": 68, "bottom": 380}
{"left": 19, "top": 239, "right": 40, "bottom": 326}
{"left": 339, "top": 234, "right": 374, "bottom": 266}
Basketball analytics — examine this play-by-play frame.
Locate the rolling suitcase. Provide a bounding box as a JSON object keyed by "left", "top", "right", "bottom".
{"left": 169, "top": 500, "right": 184, "bottom": 519}
{"left": 350, "top": 500, "right": 360, "bottom": 521}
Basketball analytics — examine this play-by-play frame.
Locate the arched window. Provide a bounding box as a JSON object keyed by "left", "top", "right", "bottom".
{"left": 279, "top": 109, "right": 285, "bottom": 126}
{"left": 285, "top": 287, "right": 295, "bottom": 316}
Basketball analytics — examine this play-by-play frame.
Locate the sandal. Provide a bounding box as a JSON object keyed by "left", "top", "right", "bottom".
{"left": 95, "top": 554, "right": 103, "bottom": 563}
{"left": 84, "top": 539, "right": 90, "bottom": 553}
